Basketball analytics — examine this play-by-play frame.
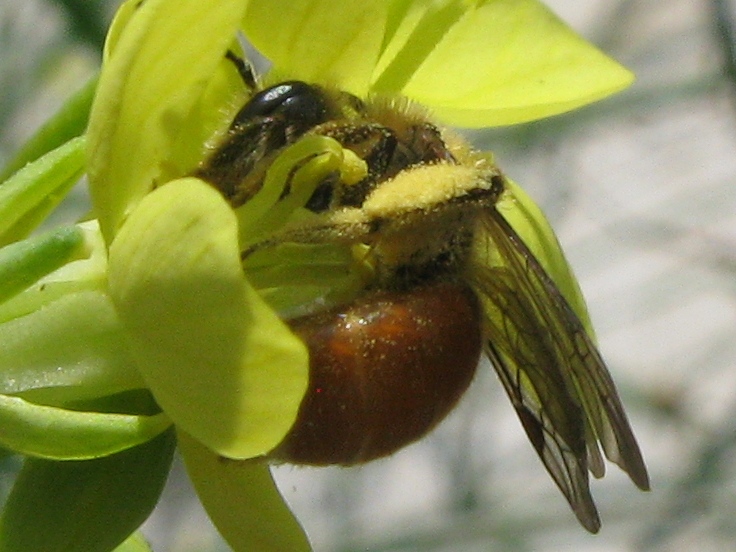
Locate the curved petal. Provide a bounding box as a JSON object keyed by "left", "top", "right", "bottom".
{"left": 244, "top": 0, "right": 388, "bottom": 94}
{"left": 179, "top": 432, "right": 312, "bottom": 552}
{"left": 87, "top": 0, "right": 248, "bottom": 241}
{"left": 372, "top": 0, "right": 633, "bottom": 127}
{"left": 108, "top": 178, "right": 309, "bottom": 459}
{"left": 102, "top": 0, "right": 140, "bottom": 60}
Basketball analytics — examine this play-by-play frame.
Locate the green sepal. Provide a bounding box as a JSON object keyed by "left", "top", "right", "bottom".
{"left": 0, "top": 226, "right": 86, "bottom": 306}
{"left": 0, "top": 393, "right": 171, "bottom": 460}
{"left": 0, "top": 428, "right": 175, "bottom": 552}
{"left": 0, "top": 77, "right": 96, "bottom": 182}
{"left": 0, "top": 137, "right": 86, "bottom": 246}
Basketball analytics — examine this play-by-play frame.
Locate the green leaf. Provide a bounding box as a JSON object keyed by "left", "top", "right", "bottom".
{"left": 0, "top": 137, "right": 85, "bottom": 246}
{"left": 0, "top": 226, "right": 85, "bottom": 306}
{"left": 373, "top": 0, "right": 634, "bottom": 126}
{"left": 0, "top": 77, "right": 96, "bottom": 182}
{"left": 108, "top": 178, "right": 309, "bottom": 459}
{"left": 0, "top": 394, "right": 171, "bottom": 460}
{"left": 0, "top": 428, "right": 175, "bottom": 552}
{"left": 179, "top": 432, "right": 312, "bottom": 552}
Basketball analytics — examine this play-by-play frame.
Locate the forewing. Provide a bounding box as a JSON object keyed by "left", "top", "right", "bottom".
{"left": 476, "top": 265, "right": 601, "bottom": 532}
{"left": 470, "top": 202, "right": 649, "bottom": 530}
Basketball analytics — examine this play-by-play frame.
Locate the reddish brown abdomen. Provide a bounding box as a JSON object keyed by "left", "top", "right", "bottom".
{"left": 270, "top": 281, "right": 482, "bottom": 465}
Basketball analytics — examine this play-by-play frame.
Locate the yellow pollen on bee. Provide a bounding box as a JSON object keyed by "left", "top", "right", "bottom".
{"left": 362, "top": 163, "right": 487, "bottom": 217}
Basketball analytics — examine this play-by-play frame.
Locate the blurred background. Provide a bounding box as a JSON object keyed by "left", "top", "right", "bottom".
{"left": 1, "top": 0, "right": 735, "bottom": 550}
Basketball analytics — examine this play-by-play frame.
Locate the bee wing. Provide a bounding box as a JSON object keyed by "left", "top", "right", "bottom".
{"left": 470, "top": 204, "right": 649, "bottom": 532}
{"left": 485, "top": 343, "right": 602, "bottom": 531}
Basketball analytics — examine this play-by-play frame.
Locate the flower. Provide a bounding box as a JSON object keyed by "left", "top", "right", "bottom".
{"left": 0, "top": 0, "right": 636, "bottom": 550}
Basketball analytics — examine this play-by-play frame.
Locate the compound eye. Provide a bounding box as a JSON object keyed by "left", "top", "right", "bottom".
{"left": 232, "top": 81, "right": 328, "bottom": 128}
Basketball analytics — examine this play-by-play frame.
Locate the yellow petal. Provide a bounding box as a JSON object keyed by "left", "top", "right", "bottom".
{"left": 244, "top": 0, "right": 388, "bottom": 95}
{"left": 87, "top": 0, "right": 248, "bottom": 241}
{"left": 373, "top": 0, "right": 633, "bottom": 127}
{"left": 102, "top": 0, "right": 139, "bottom": 60}
{"left": 179, "top": 432, "right": 312, "bottom": 552}
{"left": 108, "top": 178, "right": 308, "bottom": 458}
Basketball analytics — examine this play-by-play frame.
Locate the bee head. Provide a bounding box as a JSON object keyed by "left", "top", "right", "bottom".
{"left": 230, "top": 81, "right": 332, "bottom": 133}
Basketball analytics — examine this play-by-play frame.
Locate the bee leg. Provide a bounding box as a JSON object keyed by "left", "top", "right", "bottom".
{"left": 225, "top": 49, "right": 257, "bottom": 92}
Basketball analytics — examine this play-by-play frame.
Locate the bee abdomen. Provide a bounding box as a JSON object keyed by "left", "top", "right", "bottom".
{"left": 270, "top": 281, "right": 482, "bottom": 465}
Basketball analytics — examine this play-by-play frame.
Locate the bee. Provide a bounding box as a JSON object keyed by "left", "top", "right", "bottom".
{"left": 194, "top": 54, "right": 650, "bottom": 533}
